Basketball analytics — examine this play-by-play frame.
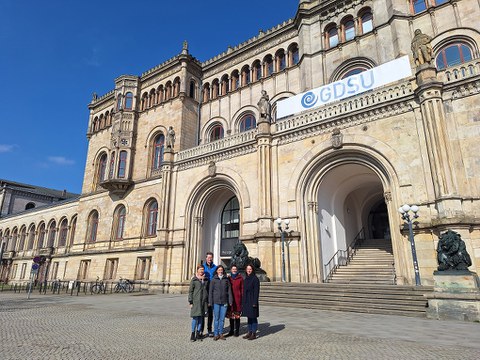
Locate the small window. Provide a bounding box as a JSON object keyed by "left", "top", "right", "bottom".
{"left": 189, "top": 80, "right": 196, "bottom": 99}
{"left": 38, "top": 223, "right": 46, "bottom": 249}
{"left": 58, "top": 219, "right": 68, "bottom": 247}
{"left": 343, "top": 19, "right": 355, "bottom": 41}
{"left": 87, "top": 211, "right": 99, "bottom": 243}
{"left": 252, "top": 61, "right": 262, "bottom": 81}
{"left": 241, "top": 66, "right": 250, "bottom": 86}
{"left": 25, "top": 202, "right": 35, "bottom": 210}
{"left": 264, "top": 55, "right": 274, "bottom": 76}
{"left": 436, "top": 43, "right": 473, "bottom": 70}
{"left": 276, "top": 50, "right": 286, "bottom": 71}
{"left": 288, "top": 44, "right": 299, "bottom": 66}
{"left": 125, "top": 92, "right": 133, "bottom": 110}
{"left": 239, "top": 114, "right": 256, "bottom": 132}
{"left": 109, "top": 152, "right": 116, "bottom": 179}
{"left": 146, "top": 200, "right": 158, "bottom": 237}
{"left": 116, "top": 95, "right": 123, "bottom": 110}
{"left": 104, "top": 258, "right": 119, "bottom": 280}
{"left": 231, "top": 70, "right": 240, "bottom": 91}
{"left": 327, "top": 26, "right": 339, "bottom": 48}
{"left": 135, "top": 257, "right": 151, "bottom": 280}
{"left": 47, "top": 221, "right": 56, "bottom": 247}
{"left": 118, "top": 151, "right": 127, "bottom": 178}
{"left": 360, "top": 11, "right": 373, "bottom": 34}
{"left": 152, "top": 134, "right": 165, "bottom": 170}
{"left": 209, "top": 125, "right": 224, "bottom": 142}
{"left": 114, "top": 206, "right": 126, "bottom": 240}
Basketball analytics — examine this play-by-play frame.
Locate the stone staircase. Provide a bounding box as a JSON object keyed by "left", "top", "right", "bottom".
{"left": 328, "top": 238, "right": 396, "bottom": 285}
{"left": 259, "top": 282, "right": 433, "bottom": 317}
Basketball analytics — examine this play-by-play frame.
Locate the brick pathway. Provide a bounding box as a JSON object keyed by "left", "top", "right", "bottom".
{"left": 1, "top": 292, "right": 479, "bottom": 359}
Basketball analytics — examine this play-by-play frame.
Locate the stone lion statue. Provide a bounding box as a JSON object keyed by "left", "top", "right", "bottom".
{"left": 231, "top": 242, "right": 261, "bottom": 270}
{"left": 437, "top": 230, "right": 472, "bottom": 271}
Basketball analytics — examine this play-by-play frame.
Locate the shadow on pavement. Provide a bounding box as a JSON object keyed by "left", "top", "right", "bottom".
{"left": 257, "top": 322, "right": 285, "bottom": 337}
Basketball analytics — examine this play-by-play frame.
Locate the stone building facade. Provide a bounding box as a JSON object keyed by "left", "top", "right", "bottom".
{"left": 1, "top": 0, "right": 480, "bottom": 290}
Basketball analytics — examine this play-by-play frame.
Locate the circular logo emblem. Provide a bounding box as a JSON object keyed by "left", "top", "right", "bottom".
{"left": 301, "top": 92, "right": 318, "bottom": 108}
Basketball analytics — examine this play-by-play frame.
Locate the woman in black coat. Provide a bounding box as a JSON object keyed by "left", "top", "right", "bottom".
{"left": 241, "top": 264, "right": 260, "bottom": 340}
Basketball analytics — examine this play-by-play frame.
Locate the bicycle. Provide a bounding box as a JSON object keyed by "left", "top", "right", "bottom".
{"left": 114, "top": 278, "right": 134, "bottom": 293}
{"left": 90, "top": 277, "right": 106, "bottom": 294}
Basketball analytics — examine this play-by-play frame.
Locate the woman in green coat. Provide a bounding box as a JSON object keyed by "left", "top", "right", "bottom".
{"left": 188, "top": 265, "right": 209, "bottom": 341}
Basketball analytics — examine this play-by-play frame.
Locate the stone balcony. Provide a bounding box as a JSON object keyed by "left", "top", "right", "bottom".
{"left": 100, "top": 178, "right": 133, "bottom": 196}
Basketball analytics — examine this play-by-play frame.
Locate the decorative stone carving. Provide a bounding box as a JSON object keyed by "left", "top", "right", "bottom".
{"left": 166, "top": 126, "right": 176, "bottom": 149}
{"left": 331, "top": 128, "right": 343, "bottom": 149}
{"left": 208, "top": 161, "right": 216, "bottom": 177}
{"left": 411, "top": 29, "right": 433, "bottom": 66}
{"left": 258, "top": 90, "right": 272, "bottom": 122}
{"left": 436, "top": 230, "right": 472, "bottom": 271}
{"left": 384, "top": 191, "right": 392, "bottom": 202}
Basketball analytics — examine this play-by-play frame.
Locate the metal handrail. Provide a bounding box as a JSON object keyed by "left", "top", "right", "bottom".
{"left": 323, "top": 227, "right": 365, "bottom": 282}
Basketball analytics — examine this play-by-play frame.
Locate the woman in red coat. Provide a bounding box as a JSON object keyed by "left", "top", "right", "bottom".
{"left": 227, "top": 264, "right": 244, "bottom": 337}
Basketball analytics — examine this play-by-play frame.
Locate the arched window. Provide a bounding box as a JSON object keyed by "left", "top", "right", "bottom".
{"left": 18, "top": 227, "right": 26, "bottom": 251}
{"left": 58, "top": 219, "right": 68, "bottom": 247}
{"left": 157, "top": 85, "right": 164, "bottom": 103}
{"left": 27, "top": 225, "right": 35, "bottom": 250}
{"left": 146, "top": 200, "right": 158, "bottom": 237}
{"left": 326, "top": 24, "right": 339, "bottom": 49}
{"left": 264, "top": 55, "right": 274, "bottom": 77}
{"left": 113, "top": 206, "right": 126, "bottom": 240}
{"left": 165, "top": 81, "right": 172, "bottom": 100}
{"left": 92, "top": 117, "right": 99, "bottom": 132}
{"left": 221, "top": 75, "right": 229, "bottom": 95}
{"left": 276, "top": 49, "right": 286, "bottom": 71}
{"left": 220, "top": 197, "right": 240, "bottom": 263}
{"left": 203, "top": 83, "right": 210, "bottom": 102}
{"left": 173, "top": 77, "right": 180, "bottom": 97}
{"left": 252, "top": 61, "right": 262, "bottom": 81}
{"left": 141, "top": 92, "right": 148, "bottom": 111}
{"left": 152, "top": 133, "right": 165, "bottom": 170}
{"left": 342, "top": 17, "right": 355, "bottom": 42}
{"left": 116, "top": 95, "right": 123, "bottom": 110}
{"left": 109, "top": 152, "right": 116, "bottom": 179}
{"left": 239, "top": 114, "right": 256, "bottom": 132}
{"left": 10, "top": 229, "right": 18, "bottom": 251}
{"left": 69, "top": 217, "right": 77, "bottom": 247}
{"left": 87, "top": 211, "right": 99, "bottom": 243}
{"left": 341, "top": 67, "right": 368, "bottom": 79}
{"left": 149, "top": 88, "right": 156, "bottom": 107}
{"left": 241, "top": 66, "right": 251, "bottom": 86}
{"left": 231, "top": 70, "right": 240, "bottom": 91}
{"left": 25, "top": 202, "right": 35, "bottom": 210}
{"left": 189, "top": 80, "right": 196, "bottom": 99}
{"left": 288, "top": 44, "right": 299, "bottom": 66}
{"left": 38, "top": 223, "right": 46, "bottom": 249}
{"left": 99, "top": 115, "right": 105, "bottom": 129}
{"left": 359, "top": 10, "right": 373, "bottom": 34}
{"left": 209, "top": 124, "right": 224, "bottom": 142}
{"left": 98, "top": 153, "right": 108, "bottom": 183}
{"left": 212, "top": 79, "right": 219, "bottom": 99}
{"left": 436, "top": 43, "right": 473, "bottom": 70}
{"left": 47, "top": 221, "right": 56, "bottom": 247}
{"left": 125, "top": 92, "right": 133, "bottom": 110}
{"left": 118, "top": 151, "right": 127, "bottom": 178}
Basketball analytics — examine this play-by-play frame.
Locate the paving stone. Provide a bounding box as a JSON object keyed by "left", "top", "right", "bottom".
{"left": 1, "top": 292, "right": 479, "bottom": 359}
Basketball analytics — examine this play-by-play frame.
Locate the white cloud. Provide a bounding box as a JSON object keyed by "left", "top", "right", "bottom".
{"left": 48, "top": 156, "right": 75, "bottom": 166}
{"left": 0, "top": 144, "right": 14, "bottom": 153}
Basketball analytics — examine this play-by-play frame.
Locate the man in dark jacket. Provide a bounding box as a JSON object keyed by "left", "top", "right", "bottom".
{"left": 202, "top": 252, "right": 217, "bottom": 336}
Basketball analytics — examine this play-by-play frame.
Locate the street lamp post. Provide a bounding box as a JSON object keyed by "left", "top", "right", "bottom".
{"left": 275, "top": 217, "right": 290, "bottom": 282}
{"left": 398, "top": 204, "right": 421, "bottom": 286}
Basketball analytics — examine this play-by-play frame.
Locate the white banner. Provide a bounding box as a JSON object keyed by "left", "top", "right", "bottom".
{"left": 276, "top": 56, "right": 412, "bottom": 119}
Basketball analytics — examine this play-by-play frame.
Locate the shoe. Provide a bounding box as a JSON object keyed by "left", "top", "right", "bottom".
{"left": 208, "top": 332, "right": 214, "bottom": 338}
{"left": 196, "top": 331, "right": 203, "bottom": 341}
{"left": 243, "top": 332, "right": 252, "bottom": 339}
{"left": 248, "top": 332, "right": 257, "bottom": 340}
{"left": 190, "top": 332, "right": 196, "bottom": 342}
{"left": 226, "top": 330, "right": 234, "bottom": 337}
{"left": 219, "top": 334, "right": 226, "bottom": 340}
{"left": 213, "top": 335, "right": 219, "bottom": 341}
{"left": 234, "top": 331, "right": 239, "bottom": 337}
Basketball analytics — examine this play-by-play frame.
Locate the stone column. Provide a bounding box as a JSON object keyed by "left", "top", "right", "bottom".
{"left": 157, "top": 149, "right": 174, "bottom": 243}
{"left": 256, "top": 119, "right": 273, "bottom": 232}
{"left": 415, "top": 64, "right": 463, "bottom": 218}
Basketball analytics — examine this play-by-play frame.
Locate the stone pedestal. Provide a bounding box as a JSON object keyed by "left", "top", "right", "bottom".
{"left": 426, "top": 270, "right": 480, "bottom": 321}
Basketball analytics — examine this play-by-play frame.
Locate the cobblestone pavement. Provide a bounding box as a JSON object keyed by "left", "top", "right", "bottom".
{"left": 1, "top": 291, "right": 479, "bottom": 360}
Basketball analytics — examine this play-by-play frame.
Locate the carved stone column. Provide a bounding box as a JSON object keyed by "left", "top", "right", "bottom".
{"left": 157, "top": 148, "right": 175, "bottom": 243}
{"left": 256, "top": 118, "right": 273, "bottom": 232}
{"left": 415, "top": 64, "right": 463, "bottom": 217}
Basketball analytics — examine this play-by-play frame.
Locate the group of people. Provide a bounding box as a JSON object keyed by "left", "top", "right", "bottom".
{"left": 188, "top": 251, "right": 260, "bottom": 342}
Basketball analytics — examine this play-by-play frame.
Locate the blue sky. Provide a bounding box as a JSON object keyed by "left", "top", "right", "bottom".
{"left": 0, "top": 0, "right": 297, "bottom": 194}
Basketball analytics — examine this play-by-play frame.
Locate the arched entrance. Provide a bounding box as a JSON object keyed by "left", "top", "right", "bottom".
{"left": 185, "top": 178, "right": 243, "bottom": 278}
{"left": 315, "top": 163, "right": 392, "bottom": 281}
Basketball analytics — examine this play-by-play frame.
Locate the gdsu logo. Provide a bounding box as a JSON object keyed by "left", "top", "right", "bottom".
{"left": 301, "top": 92, "right": 318, "bottom": 108}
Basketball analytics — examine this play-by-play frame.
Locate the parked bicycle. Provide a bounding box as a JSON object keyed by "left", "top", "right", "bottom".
{"left": 90, "top": 277, "right": 106, "bottom": 294}
{"left": 114, "top": 278, "right": 134, "bottom": 293}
